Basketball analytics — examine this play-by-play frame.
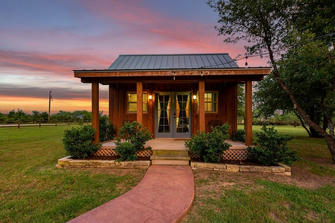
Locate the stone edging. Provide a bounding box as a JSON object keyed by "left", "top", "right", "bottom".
{"left": 56, "top": 156, "right": 151, "bottom": 169}
{"left": 190, "top": 161, "right": 291, "bottom": 176}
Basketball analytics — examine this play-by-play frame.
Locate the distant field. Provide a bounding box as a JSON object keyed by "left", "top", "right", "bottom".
{"left": 0, "top": 126, "right": 145, "bottom": 223}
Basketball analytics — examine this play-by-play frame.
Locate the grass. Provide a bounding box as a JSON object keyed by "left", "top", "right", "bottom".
{"left": 0, "top": 126, "right": 145, "bottom": 223}
{"left": 1, "top": 125, "right": 335, "bottom": 223}
{"left": 184, "top": 125, "right": 335, "bottom": 223}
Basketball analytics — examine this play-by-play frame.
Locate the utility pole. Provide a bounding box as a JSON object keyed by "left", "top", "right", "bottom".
{"left": 48, "top": 90, "right": 52, "bottom": 122}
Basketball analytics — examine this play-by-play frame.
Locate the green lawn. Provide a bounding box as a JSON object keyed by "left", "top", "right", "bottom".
{"left": 184, "top": 125, "right": 335, "bottom": 223}
{"left": 1, "top": 125, "right": 335, "bottom": 223}
{"left": 0, "top": 126, "right": 145, "bottom": 223}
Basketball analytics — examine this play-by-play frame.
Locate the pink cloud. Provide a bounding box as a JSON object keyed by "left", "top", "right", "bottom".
{"left": 0, "top": 50, "right": 113, "bottom": 76}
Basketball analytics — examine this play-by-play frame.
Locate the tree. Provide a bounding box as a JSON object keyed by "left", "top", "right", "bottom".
{"left": 32, "top": 111, "right": 41, "bottom": 123}
{"left": 209, "top": 0, "right": 335, "bottom": 162}
{"left": 0, "top": 113, "right": 7, "bottom": 123}
{"left": 40, "top": 112, "right": 49, "bottom": 123}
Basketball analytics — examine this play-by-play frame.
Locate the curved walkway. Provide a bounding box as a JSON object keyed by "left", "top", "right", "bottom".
{"left": 68, "top": 165, "right": 194, "bottom": 223}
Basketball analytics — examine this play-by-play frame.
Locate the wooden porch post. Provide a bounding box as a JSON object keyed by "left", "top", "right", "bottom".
{"left": 199, "top": 80, "right": 205, "bottom": 132}
{"left": 136, "top": 82, "right": 143, "bottom": 124}
{"left": 92, "top": 83, "right": 99, "bottom": 144}
{"left": 108, "top": 85, "right": 113, "bottom": 123}
{"left": 245, "top": 81, "right": 252, "bottom": 145}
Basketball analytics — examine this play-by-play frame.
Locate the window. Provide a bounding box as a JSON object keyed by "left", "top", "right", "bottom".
{"left": 204, "top": 92, "right": 217, "bottom": 112}
{"left": 127, "top": 92, "right": 148, "bottom": 113}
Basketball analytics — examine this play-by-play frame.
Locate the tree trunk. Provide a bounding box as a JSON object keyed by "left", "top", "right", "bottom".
{"left": 309, "top": 127, "right": 322, "bottom": 138}
{"left": 264, "top": 41, "right": 335, "bottom": 162}
{"left": 325, "top": 135, "right": 335, "bottom": 163}
{"left": 295, "top": 111, "right": 312, "bottom": 136}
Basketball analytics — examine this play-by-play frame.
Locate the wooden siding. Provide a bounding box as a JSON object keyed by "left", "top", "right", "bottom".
{"left": 109, "top": 82, "right": 237, "bottom": 137}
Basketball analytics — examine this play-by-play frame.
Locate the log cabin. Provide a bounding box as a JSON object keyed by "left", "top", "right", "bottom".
{"left": 74, "top": 53, "right": 270, "bottom": 146}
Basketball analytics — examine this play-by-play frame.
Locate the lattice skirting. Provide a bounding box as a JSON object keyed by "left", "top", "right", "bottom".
{"left": 190, "top": 148, "right": 248, "bottom": 161}
{"left": 91, "top": 146, "right": 153, "bottom": 159}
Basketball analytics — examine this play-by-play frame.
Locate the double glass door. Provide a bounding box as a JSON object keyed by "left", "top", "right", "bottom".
{"left": 155, "top": 92, "right": 191, "bottom": 138}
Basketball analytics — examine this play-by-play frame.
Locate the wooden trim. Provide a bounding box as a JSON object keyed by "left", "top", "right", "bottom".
{"left": 199, "top": 80, "right": 205, "bottom": 132}
{"left": 92, "top": 83, "right": 99, "bottom": 144}
{"left": 245, "top": 81, "right": 252, "bottom": 145}
{"left": 126, "top": 91, "right": 148, "bottom": 114}
{"left": 108, "top": 85, "right": 113, "bottom": 123}
{"left": 204, "top": 91, "right": 219, "bottom": 114}
{"left": 137, "top": 82, "right": 143, "bottom": 124}
{"left": 74, "top": 68, "right": 271, "bottom": 78}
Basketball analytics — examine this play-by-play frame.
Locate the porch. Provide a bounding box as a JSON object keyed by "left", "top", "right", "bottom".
{"left": 92, "top": 138, "right": 249, "bottom": 164}
{"left": 74, "top": 53, "right": 271, "bottom": 148}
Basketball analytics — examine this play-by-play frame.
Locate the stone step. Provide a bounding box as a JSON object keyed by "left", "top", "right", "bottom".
{"left": 150, "top": 156, "right": 190, "bottom": 161}
{"left": 152, "top": 150, "right": 188, "bottom": 157}
{"left": 151, "top": 159, "right": 190, "bottom": 166}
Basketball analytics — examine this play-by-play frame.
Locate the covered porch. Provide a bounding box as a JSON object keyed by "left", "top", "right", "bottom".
{"left": 73, "top": 53, "right": 271, "bottom": 149}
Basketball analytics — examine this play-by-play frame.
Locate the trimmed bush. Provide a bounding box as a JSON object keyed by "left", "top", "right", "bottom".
{"left": 117, "top": 121, "right": 152, "bottom": 151}
{"left": 248, "top": 125, "right": 298, "bottom": 166}
{"left": 185, "top": 124, "right": 231, "bottom": 163}
{"left": 63, "top": 125, "right": 100, "bottom": 159}
{"left": 99, "top": 115, "right": 116, "bottom": 141}
{"left": 231, "top": 129, "right": 245, "bottom": 142}
{"left": 115, "top": 142, "right": 137, "bottom": 161}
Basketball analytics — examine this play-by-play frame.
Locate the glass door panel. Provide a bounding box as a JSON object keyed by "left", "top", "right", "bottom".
{"left": 158, "top": 95, "right": 171, "bottom": 133}
{"left": 176, "top": 94, "right": 189, "bottom": 133}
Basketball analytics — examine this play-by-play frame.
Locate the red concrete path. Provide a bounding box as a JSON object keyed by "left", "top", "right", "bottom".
{"left": 68, "top": 165, "right": 194, "bottom": 223}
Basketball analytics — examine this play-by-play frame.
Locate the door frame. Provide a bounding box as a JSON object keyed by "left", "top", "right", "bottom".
{"left": 154, "top": 91, "right": 192, "bottom": 138}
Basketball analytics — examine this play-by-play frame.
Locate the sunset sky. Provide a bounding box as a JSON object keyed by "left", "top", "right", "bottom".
{"left": 0, "top": 0, "right": 267, "bottom": 114}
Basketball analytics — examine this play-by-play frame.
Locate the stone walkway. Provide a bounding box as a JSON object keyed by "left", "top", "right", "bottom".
{"left": 68, "top": 165, "right": 194, "bottom": 223}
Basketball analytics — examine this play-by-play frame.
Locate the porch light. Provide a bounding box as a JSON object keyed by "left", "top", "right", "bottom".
{"left": 192, "top": 95, "right": 197, "bottom": 100}
{"left": 148, "top": 94, "right": 153, "bottom": 100}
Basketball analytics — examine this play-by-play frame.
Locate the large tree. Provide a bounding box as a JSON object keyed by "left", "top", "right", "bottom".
{"left": 209, "top": 0, "right": 335, "bottom": 162}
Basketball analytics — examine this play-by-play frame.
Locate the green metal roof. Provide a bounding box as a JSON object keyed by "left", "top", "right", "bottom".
{"left": 108, "top": 53, "right": 238, "bottom": 70}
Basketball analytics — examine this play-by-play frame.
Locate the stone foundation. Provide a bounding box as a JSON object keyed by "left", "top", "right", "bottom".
{"left": 191, "top": 161, "right": 291, "bottom": 176}
{"left": 56, "top": 156, "right": 151, "bottom": 169}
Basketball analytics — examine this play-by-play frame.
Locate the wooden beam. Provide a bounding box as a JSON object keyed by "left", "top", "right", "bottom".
{"left": 245, "top": 81, "right": 252, "bottom": 145}
{"left": 74, "top": 67, "right": 271, "bottom": 78}
{"left": 136, "top": 82, "right": 143, "bottom": 124}
{"left": 199, "top": 80, "right": 205, "bottom": 132}
{"left": 108, "top": 85, "right": 113, "bottom": 123}
{"left": 92, "top": 83, "right": 99, "bottom": 144}
{"left": 80, "top": 75, "right": 265, "bottom": 84}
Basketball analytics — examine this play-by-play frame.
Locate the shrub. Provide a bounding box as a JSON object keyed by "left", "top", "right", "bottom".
{"left": 248, "top": 125, "right": 298, "bottom": 166}
{"left": 231, "top": 129, "right": 245, "bottom": 142}
{"left": 115, "top": 142, "right": 137, "bottom": 161}
{"left": 185, "top": 124, "right": 231, "bottom": 163}
{"left": 117, "top": 121, "right": 152, "bottom": 151}
{"left": 63, "top": 125, "right": 100, "bottom": 159}
{"left": 99, "top": 115, "right": 116, "bottom": 141}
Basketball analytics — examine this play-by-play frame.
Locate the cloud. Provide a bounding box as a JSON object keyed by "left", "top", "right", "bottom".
{"left": 0, "top": 49, "right": 113, "bottom": 76}
{"left": 0, "top": 83, "right": 108, "bottom": 100}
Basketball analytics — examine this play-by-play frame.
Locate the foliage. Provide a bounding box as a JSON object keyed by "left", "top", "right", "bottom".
{"left": 115, "top": 142, "right": 137, "bottom": 161}
{"left": 0, "top": 109, "right": 93, "bottom": 124}
{"left": 209, "top": 0, "right": 335, "bottom": 162}
{"left": 63, "top": 125, "right": 100, "bottom": 159}
{"left": 99, "top": 115, "right": 116, "bottom": 141}
{"left": 117, "top": 121, "right": 152, "bottom": 151}
{"left": 253, "top": 112, "right": 300, "bottom": 126}
{"left": 231, "top": 129, "right": 245, "bottom": 142}
{"left": 248, "top": 125, "right": 298, "bottom": 165}
{"left": 237, "top": 84, "right": 245, "bottom": 122}
{"left": 185, "top": 124, "right": 231, "bottom": 163}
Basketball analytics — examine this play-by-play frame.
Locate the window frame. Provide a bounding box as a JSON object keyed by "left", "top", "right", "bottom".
{"left": 127, "top": 91, "right": 148, "bottom": 114}
{"left": 198, "top": 91, "right": 218, "bottom": 113}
